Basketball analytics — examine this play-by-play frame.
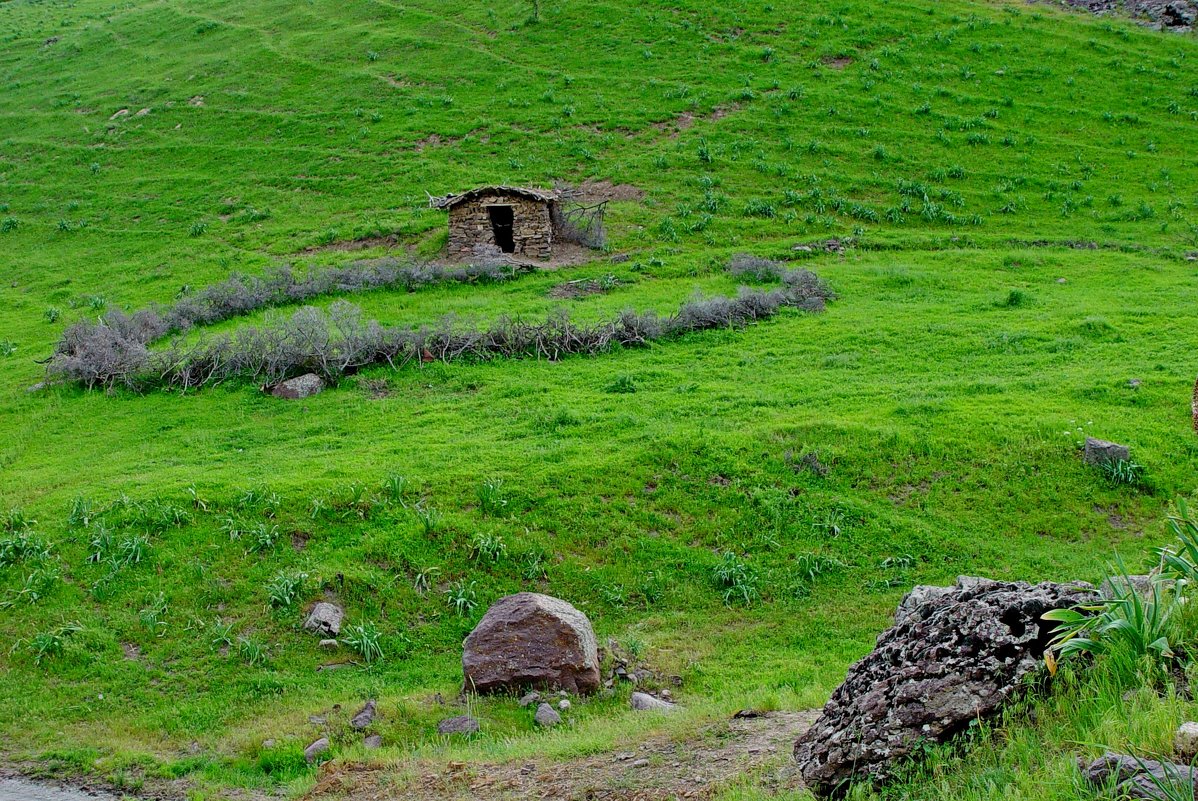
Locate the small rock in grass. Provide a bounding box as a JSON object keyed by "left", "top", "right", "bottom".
{"left": 271, "top": 373, "right": 325, "bottom": 400}
{"left": 304, "top": 602, "right": 344, "bottom": 637}
{"left": 1080, "top": 752, "right": 1198, "bottom": 799}
{"left": 1177, "top": 722, "right": 1198, "bottom": 761}
{"left": 363, "top": 734, "right": 382, "bottom": 749}
{"left": 262, "top": 739, "right": 276, "bottom": 749}
{"left": 1083, "top": 436, "right": 1130, "bottom": 466}
{"left": 631, "top": 758, "right": 650, "bottom": 768}
{"left": 309, "top": 715, "right": 327, "bottom": 725}
{"left": 630, "top": 692, "right": 676, "bottom": 712}
{"left": 534, "top": 703, "right": 562, "bottom": 727}
{"left": 350, "top": 700, "right": 376, "bottom": 730}
{"left": 518, "top": 691, "right": 541, "bottom": 707}
{"left": 558, "top": 699, "right": 571, "bottom": 711}
{"left": 319, "top": 638, "right": 338, "bottom": 649}
{"left": 437, "top": 715, "right": 480, "bottom": 735}
{"left": 1098, "top": 574, "right": 1160, "bottom": 599}
{"left": 304, "top": 737, "right": 330, "bottom": 763}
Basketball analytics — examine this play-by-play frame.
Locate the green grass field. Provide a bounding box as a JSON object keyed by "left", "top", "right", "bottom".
{"left": 2, "top": 0, "right": 1198, "bottom": 798}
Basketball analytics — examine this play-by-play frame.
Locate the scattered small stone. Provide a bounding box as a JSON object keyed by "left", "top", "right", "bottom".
{"left": 631, "top": 759, "right": 650, "bottom": 768}
{"left": 558, "top": 699, "right": 571, "bottom": 711}
{"left": 534, "top": 703, "right": 562, "bottom": 727}
{"left": 437, "top": 715, "right": 480, "bottom": 735}
{"left": 1176, "top": 722, "right": 1198, "bottom": 761}
{"left": 319, "top": 638, "right": 339, "bottom": 650}
{"left": 134, "top": 108, "right": 150, "bottom": 117}
{"left": 262, "top": 739, "right": 276, "bottom": 749}
{"left": 518, "top": 691, "right": 542, "bottom": 707}
{"left": 109, "top": 108, "right": 129, "bottom": 120}
{"left": 363, "top": 734, "right": 382, "bottom": 749}
{"left": 304, "top": 737, "right": 330, "bottom": 763}
{"left": 350, "top": 700, "right": 376, "bottom": 730}
{"left": 1080, "top": 752, "right": 1198, "bottom": 799}
{"left": 1099, "top": 574, "right": 1162, "bottom": 599}
{"left": 1128, "top": 378, "right": 1142, "bottom": 388}
{"left": 1083, "top": 436, "right": 1130, "bottom": 466}
{"left": 308, "top": 715, "right": 327, "bottom": 725}
{"left": 630, "top": 692, "right": 676, "bottom": 712}
{"left": 1056, "top": 277, "right": 1067, "bottom": 284}
{"left": 304, "top": 602, "right": 344, "bottom": 637}
{"left": 271, "top": 373, "right": 326, "bottom": 400}
{"left": 520, "top": 763, "right": 535, "bottom": 775}
{"left": 660, "top": 689, "right": 673, "bottom": 701}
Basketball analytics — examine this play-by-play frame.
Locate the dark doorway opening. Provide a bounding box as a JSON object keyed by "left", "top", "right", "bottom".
{"left": 487, "top": 205, "right": 515, "bottom": 253}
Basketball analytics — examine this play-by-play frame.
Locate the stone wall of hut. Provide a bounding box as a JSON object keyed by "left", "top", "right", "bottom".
{"left": 447, "top": 193, "right": 553, "bottom": 259}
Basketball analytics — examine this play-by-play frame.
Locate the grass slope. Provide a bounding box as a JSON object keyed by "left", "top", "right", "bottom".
{"left": 0, "top": 0, "right": 1197, "bottom": 797}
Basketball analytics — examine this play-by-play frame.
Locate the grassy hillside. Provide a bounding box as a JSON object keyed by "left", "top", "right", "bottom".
{"left": 1, "top": 0, "right": 1197, "bottom": 798}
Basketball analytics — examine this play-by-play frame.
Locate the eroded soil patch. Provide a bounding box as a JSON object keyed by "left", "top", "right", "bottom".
{"left": 308, "top": 710, "right": 815, "bottom": 801}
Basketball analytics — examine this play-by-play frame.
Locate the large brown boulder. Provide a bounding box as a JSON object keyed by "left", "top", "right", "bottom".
{"left": 794, "top": 576, "right": 1097, "bottom": 796}
{"left": 462, "top": 592, "right": 600, "bottom": 695}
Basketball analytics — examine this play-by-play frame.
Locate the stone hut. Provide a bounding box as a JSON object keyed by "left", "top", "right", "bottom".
{"left": 431, "top": 186, "right": 559, "bottom": 260}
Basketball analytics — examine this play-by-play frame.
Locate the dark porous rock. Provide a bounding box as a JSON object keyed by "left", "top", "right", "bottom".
{"left": 1084, "top": 436, "right": 1131, "bottom": 466}
{"left": 304, "top": 602, "right": 344, "bottom": 638}
{"left": 462, "top": 592, "right": 600, "bottom": 696}
{"left": 794, "top": 576, "right": 1097, "bottom": 796}
{"left": 1081, "top": 752, "right": 1198, "bottom": 799}
{"left": 437, "top": 714, "right": 480, "bottom": 736}
{"left": 271, "top": 373, "right": 325, "bottom": 400}
{"left": 1062, "top": 0, "right": 1197, "bottom": 29}
{"left": 534, "top": 702, "right": 562, "bottom": 727}
{"left": 350, "top": 699, "right": 376, "bottom": 730}
{"left": 304, "top": 737, "right": 330, "bottom": 763}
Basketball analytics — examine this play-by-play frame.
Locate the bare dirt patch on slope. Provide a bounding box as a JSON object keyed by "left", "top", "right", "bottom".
{"left": 307, "top": 710, "right": 815, "bottom": 801}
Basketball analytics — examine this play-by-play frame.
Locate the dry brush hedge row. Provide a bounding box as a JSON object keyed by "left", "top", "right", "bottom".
{"left": 44, "top": 258, "right": 833, "bottom": 393}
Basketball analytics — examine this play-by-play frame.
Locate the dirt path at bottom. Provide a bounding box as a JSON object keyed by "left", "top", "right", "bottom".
{"left": 309, "top": 710, "right": 817, "bottom": 801}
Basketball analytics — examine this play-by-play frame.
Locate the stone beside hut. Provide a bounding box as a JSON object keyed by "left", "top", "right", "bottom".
{"left": 431, "top": 185, "right": 559, "bottom": 260}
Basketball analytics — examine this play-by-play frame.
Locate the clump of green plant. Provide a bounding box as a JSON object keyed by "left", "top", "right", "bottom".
{"left": 1044, "top": 564, "right": 1177, "bottom": 668}
{"left": 247, "top": 523, "right": 279, "bottom": 553}
{"left": 476, "top": 478, "right": 508, "bottom": 516}
{"left": 1099, "top": 458, "right": 1145, "bottom": 488}
{"left": 470, "top": 532, "right": 507, "bottom": 563}
{"left": 0, "top": 530, "right": 51, "bottom": 567}
{"left": 266, "top": 572, "right": 307, "bottom": 609}
{"left": 19, "top": 621, "right": 83, "bottom": 666}
{"left": 713, "top": 552, "right": 760, "bottom": 605}
{"left": 415, "top": 503, "right": 441, "bottom": 535}
{"left": 237, "top": 636, "right": 268, "bottom": 666}
{"left": 67, "top": 496, "right": 93, "bottom": 529}
{"left": 44, "top": 306, "right": 61, "bottom": 323}
{"left": 997, "top": 288, "right": 1031, "bottom": 308}
{"left": 381, "top": 473, "right": 408, "bottom": 506}
{"left": 446, "top": 579, "right": 479, "bottom": 616}
{"left": 0, "top": 564, "right": 61, "bottom": 608}
{"left": 605, "top": 374, "right": 637, "bottom": 394}
{"left": 342, "top": 621, "right": 384, "bottom": 664}
{"left": 139, "top": 593, "right": 170, "bottom": 637}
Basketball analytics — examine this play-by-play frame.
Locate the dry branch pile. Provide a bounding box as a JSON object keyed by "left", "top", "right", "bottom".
{"left": 44, "top": 259, "right": 832, "bottom": 393}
